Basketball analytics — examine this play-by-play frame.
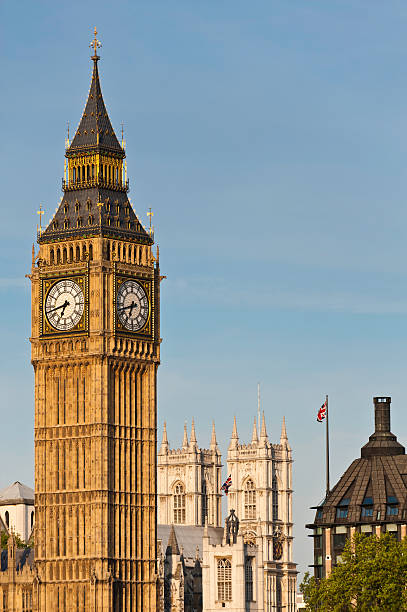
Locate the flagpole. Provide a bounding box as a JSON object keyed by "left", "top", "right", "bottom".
{"left": 326, "top": 394, "right": 330, "bottom": 498}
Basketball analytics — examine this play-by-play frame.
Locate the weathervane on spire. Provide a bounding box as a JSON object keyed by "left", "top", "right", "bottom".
{"left": 90, "top": 27, "right": 102, "bottom": 60}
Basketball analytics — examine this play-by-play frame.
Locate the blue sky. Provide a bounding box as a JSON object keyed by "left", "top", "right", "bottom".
{"left": 2, "top": 0, "right": 407, "bottom": 580}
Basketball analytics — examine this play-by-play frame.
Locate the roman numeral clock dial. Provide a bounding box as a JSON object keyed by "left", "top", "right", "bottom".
{"left": 44, "top": 279, "right": 85, "bottom": 332}
{"left": 116, "top": 279, "right": 150, "bottom": 332}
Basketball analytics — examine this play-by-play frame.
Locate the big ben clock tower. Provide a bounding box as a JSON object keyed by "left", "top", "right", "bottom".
{"left": 30, "top": 31, "right": 160, "bottom": 611}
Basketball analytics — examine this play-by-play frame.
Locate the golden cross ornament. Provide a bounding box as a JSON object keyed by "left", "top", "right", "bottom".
{"left": 37, "top": 204, "right": 44, "bottom": 230}
{"left": 90, "top": 27, "right": 102, "bottom": 57}
{"left": 147, "top": 207, "right": 154, "bottom": 229}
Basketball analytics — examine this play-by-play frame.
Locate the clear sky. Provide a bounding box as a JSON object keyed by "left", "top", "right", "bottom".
{"left": 2, "top": 0, "right": 407, "bottom": 582}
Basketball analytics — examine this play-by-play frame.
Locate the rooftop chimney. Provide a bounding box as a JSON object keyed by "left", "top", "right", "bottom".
{"left": 361, "top": 396, "right": 405, "bottom": 458}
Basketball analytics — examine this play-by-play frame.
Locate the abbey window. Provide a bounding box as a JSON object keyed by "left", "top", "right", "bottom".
{"left": 244, "top": 479, "right": 256, "bottom": 519}
{"left": 173, "top": 483, "right": 186, "bottom": 524}
{"left": 217, "top": 558, "right": 232, "bottom": 602}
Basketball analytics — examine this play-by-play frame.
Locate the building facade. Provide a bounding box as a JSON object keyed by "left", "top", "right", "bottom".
{"left": 157, "top": 416, "right": 297, "bottom": 612}
{"left": 157, "top": 421, "right": 222, "bottom": 528}
{"left": 202, "top": 414, "right": 297, "bottom": 612}
{"left": 307, "top": 396, "right": 407, "bottom": 579}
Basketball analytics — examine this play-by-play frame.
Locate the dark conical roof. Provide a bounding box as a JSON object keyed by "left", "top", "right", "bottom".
{"left": 166, "top": 525, "right": 180, "bottom": 556}
{"left": 309, "top": 397, "right": 407, "bottom": 528}
{"left": 67, "top": 57, "right": 123, "bottom": 155}
{"left": 38, "top": 49, "right": 153, "bottom": 245}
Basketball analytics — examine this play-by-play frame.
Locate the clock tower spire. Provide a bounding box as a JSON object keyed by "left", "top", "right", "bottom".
{"left": 31, "top": 33, "right": 160, "bottom": 611}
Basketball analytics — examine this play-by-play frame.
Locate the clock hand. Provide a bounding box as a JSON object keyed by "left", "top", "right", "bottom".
{"left": 128, "top": 300, "right": 136, "bottom": 316}
{"left": 118, "top": 301, "right": 137, "bottom": 313}
{"left": 46, "top": 300, "right": 70, "bottom": 315}
{"left": 60, "top": 300, "right": 69, "bottom": 317}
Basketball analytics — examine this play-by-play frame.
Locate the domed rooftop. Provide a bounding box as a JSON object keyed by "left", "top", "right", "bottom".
{"left": 312, "top": 397, "right": 407, "bottom": 527}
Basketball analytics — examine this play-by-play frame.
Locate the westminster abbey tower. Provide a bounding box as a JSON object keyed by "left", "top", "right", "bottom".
{"left": 30, "top": 32, "right": 160, "bottom": 611}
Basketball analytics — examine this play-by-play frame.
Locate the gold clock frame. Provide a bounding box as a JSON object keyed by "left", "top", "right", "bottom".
{"left": 114, "top": 270, "right": 154, "bottom": 339}
{"left": 40, "top": 273, "right": 89, "bottom": 338}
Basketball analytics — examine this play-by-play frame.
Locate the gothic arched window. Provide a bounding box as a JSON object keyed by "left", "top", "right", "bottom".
{"left": 173, "top": 483, "right": 186, "bottom": 524}
{"left": 244, "top": 479, "right": 256, "bottom": 519}
{"left": 5, "top": 510, "right": 9, "bottom": 527}
{"left": 217, "top": 558, "right": 232, "bottom": 601}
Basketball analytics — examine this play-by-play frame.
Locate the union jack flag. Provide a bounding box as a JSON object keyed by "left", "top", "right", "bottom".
{"left": 221, "top": 474, "right": 232, "bottom": 495}
{"left": 317, "top": 399, "right": 327, "bottom": 423}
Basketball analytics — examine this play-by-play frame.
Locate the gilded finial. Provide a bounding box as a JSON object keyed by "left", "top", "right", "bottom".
{"left": 37, "top": 204, "right": 44, "bottom": 235}
{"left": 65, "top": 121, "right": 70, "bottom": 149}
{"left": 121, "top": 122, "right": 125, "bottom": 150}
{"left": 90, "top": 27, "right": 102, "bottom": 60}
{"left": 147, "top": 207, "right": 154, "bottom": 236}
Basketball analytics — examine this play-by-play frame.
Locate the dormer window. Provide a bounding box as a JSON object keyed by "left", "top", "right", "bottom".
{"left": 64, "top": 219, "right": 69, "bottom": 229}
{"left": 361, "top": 497, "right": 374, "bottom": 517}
{"left": 88, "top": 215, "right": 94, "bottom": 226}
{"left": 387, "top": 496, "right": 399, "bottom": 516}
{"left": 86, "top": 199, "right": 92, "bottom": 212}
{"left": 75, "top": 201, "right": 80, "bottom": 213}
{"left": 64, "top": 203, "right": 68, "bottom": 215}
{"left": 53, "top": 221, "right": 58, "bottom": 230}
{"left": 336, "top": 498, "right": 350, "bottom": 519}
{"left": 77, "top": 217, "right": 82, "bottom": 228}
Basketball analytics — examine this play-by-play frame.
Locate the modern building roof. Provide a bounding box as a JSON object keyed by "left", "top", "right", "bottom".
{"left": 158, "top": 524, "right": 223, "bottom": 560}
{"left": 309, "top": 397, "right": 407, "bottom": 528}
{"left": 0, "top": 482, "right": 34, "bottom": 506}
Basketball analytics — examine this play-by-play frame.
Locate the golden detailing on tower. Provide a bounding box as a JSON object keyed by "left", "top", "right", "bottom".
{"left": 28, "top": 31, "right": 160, "bottom": 611}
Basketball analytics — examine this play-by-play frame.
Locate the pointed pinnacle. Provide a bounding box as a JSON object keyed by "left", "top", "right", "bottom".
{"left": 232, "top": 415, "right": 238, "bottom": 438}
{"left": 167, "top": 524, "right": 180, "bottom": 556}
{"left": 159, "top": 421, "right": 169, "bottom": 454}
{"left": 260, "top": 411, "right": 268, "bottom": 440}
{"left": 210, "top": 420, "right": 218, "bottom": 448}
{"left": 190, "top": 417, "right": 197, "bottom": 443}
{"left": 229, "top": 415, "right": 239, "bottom": 450}
{"left": 251, "top": 416, "right": 259, "bottom": 443}
{"left": 281, "top": 416, "right": 288, "bottom": 440}
{"left": 182, "top": 422, "right": 189, "bottom": 449}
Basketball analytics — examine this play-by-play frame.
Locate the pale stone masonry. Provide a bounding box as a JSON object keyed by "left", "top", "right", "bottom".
{"left": 156, "top": 416, "right": 297, "bottom": 611}
{"left": 202, "top": 414, "right": 297, "bottom": 611}
{"left": 157, "top": 421, "right": 223, "bottom": 528}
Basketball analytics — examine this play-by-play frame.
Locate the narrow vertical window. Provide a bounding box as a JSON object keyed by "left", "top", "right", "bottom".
{"left": 272, "top": 476, "right": 279, "bottom": 521}
{"left": 244, "top": 479, "right": 256, "bottom": 519}
{"left": 63, "top": 379, "right": 66, "bottom": 424}
{"left": 217, "top": 558, "right": 232, "bottom": 602}
{"left": 57, "top": 378, "right": 60, "bottom": 424}
{"left": 173, "top": 483, "right": 186, "bottom": 524}
{"left": 76, "top": 378, "right": 79, "bottom": 422}
{"left": 245, "top": 558, "right": 253, "bottom": 601}
{"left": 202, "top": 480, "right": 208, "bottom": 524}
{"left": 83, "top": 377, "right": 86, "bottom": 422}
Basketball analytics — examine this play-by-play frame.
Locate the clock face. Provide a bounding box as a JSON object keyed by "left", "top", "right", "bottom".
{"left": 273, "top": 539, "right": 283, "bottom": 561}
{"left": 45, "top": 279, "right": 85, "bottom": 331}
{"left": 116, "top": 279, "right": 149, "bottom": 331}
